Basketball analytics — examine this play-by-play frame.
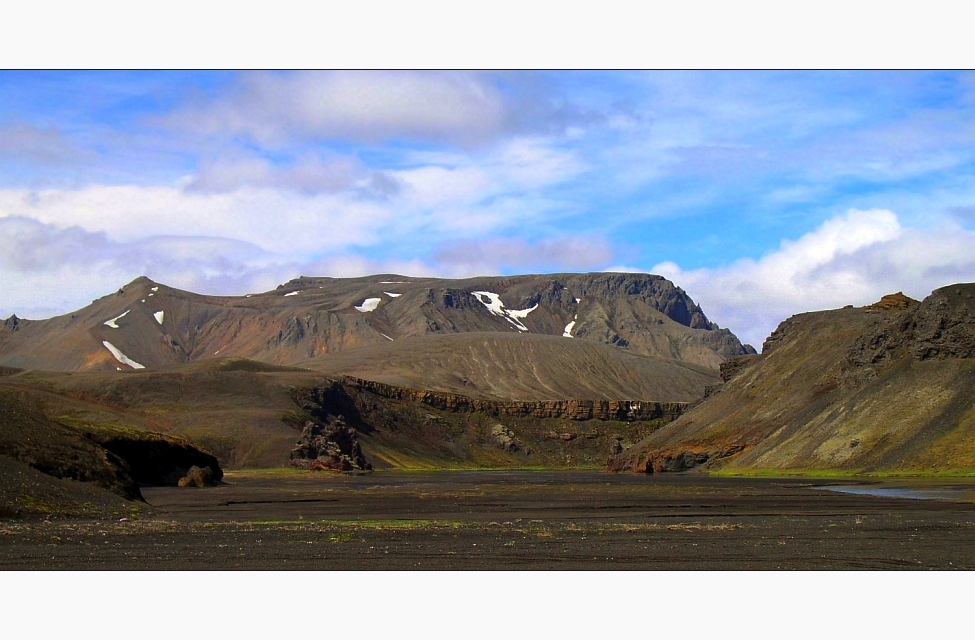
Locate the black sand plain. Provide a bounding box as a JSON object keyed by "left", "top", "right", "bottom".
{"left": 3, "top": 470, "right": 975, "bottom": 570}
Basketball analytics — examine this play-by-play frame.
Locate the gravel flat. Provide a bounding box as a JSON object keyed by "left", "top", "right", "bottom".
{"left": 4, "top": 471, "right": 975, "bottom": 570}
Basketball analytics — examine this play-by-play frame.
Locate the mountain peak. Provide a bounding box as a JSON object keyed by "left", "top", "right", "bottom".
{"left": 0, "top": 272, "right": 752, "bottom": 379}
{"left": 864, "top": 291, "right": 918, "bottom": 310}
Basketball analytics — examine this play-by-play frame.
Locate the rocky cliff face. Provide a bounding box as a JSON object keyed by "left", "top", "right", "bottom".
{"left": 609, "top": 284, "right": 975, "bottom": 475}
{"left": 303, "top": 377, "right": 686, "bottom": 470}
{"left": 844, "top": 286, "right": 975, "bottom": 387}
{"left": 287, "top": 377, "right": 687, "bottom": 472}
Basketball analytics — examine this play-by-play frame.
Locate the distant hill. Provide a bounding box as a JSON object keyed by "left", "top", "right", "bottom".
{"left": 609, "top": 285, "right": 975, "bottom": 474}
{"left": 0, "top": 272, "right": 753, "bottom": 401}
{"left": 300, "top": 332, "right": 717, "bottom": 401}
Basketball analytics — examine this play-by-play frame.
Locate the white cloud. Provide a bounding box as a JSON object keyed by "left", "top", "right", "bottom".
{"left": 0, "top": 215, "right": 290, "bottom": 318}
{"left": 303, "top": 254, "right": 440, "bottom": 280}
{"left": 0, "top": 185, "right": 395, "bottom": 255}
{"left": 393, "top": 136, "right": 586, "bottom": 204}
{"left": 0, "top": 129, "right": 588, "bottom": 259}
{"left": 602, "top": 264, "right": 644, "bottom": 273}
{"left": 0, "top": 121, "right": 86, "bottom": 163}
{"left": 183, "top": 153, "right": 399, "bottom": 196}
{"left": 165, "top": 71, "right": 509, "bottom": 146}
{"left": 653, "top": 209, "right": 975, "bottom": 349}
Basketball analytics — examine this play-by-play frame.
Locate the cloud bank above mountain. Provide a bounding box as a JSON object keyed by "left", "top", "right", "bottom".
{"left": 654, "top": 209, "right": 975, "bottom": 347}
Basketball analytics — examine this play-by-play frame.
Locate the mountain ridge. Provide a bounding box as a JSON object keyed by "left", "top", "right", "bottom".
{"left": 0, "top": 273, "right": 755, "bottom": 388}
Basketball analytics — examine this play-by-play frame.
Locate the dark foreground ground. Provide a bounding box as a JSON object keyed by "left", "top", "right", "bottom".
{"left": 3, "top": 470, "right": 975, "bottom": 569}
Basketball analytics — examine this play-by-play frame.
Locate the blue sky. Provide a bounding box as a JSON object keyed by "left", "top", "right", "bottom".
{"left": 3, "top": 70, "right": 975, "bottom": 347}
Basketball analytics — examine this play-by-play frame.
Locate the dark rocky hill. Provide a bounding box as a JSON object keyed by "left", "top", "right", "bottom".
{"left": 0, "top": 273, "right": 754, "bottom": 378}
{"left": 609, "top": 285, "right": 975, "bottom": 475}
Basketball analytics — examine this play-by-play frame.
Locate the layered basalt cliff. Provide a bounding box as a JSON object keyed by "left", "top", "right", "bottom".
{"left": 341, "top": 377, "right": 687, "bottom": 422}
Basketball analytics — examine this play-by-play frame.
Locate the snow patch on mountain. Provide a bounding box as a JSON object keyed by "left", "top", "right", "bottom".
{"left": 471, "top": 291, "right": 537, "bottom": 332}
{"left": 355, "top": 298, "right": 381, "bottom": 312}
{"left": 103, "top": 310, "right": 130, "bottom": 328}
{"left": 153, "top": 311, "right": 164, "bottom": 325}
{"left": 102, "top": 341, "right": 145, "bottom": 369}
{"left": 563, "top": 317, "right": 577, "bottom": 337}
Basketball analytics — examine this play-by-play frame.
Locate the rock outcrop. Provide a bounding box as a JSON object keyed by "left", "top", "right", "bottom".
{"left": 289, "top": 417, "right": 371, "bottom": 472}
{"left": 290, "top": 384, "right": 371, "bottom": 471}
{"left": 846, "top": 284, "right": 975, "bottom": 385}
{"left": 491, "top": 424, "right": 523, "bottom": 452}
{"left": 864, "top": 292, "right": 919, "bottom": 311}
{"left": 1, "top": 390, "right": 223, "bottom": 501}
{"left": 178, "top": 465, "right": 218, "bottom": 487}
{"left": 719, "top": 354, "right": 761, "bottom": 382}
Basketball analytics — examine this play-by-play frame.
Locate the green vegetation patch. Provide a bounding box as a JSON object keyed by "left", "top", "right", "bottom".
{"left": 54, "top": 415, "right": 177, "bottom": 443}
{"left": 711, "top": 468, "right": 975, "bottom": 478}
{"left": 280, "top": 409, "right": 314, "bottom": 429}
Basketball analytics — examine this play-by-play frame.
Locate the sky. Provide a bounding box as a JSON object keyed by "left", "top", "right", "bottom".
{"left": 3, "top": 70, "right": 975, "bottom": 348}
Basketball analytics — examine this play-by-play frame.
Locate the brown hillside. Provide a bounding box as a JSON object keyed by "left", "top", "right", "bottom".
{"left": 609, "top": 283, "right": 975, "bottom": 474}
{"left": 300, "top": 332, "right": 718, "bottom": 401}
